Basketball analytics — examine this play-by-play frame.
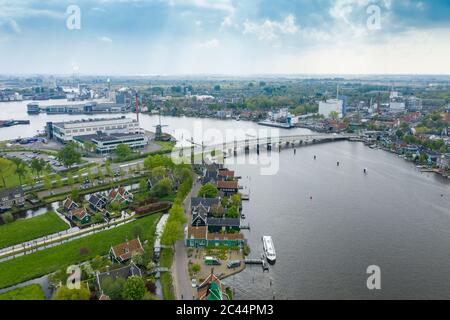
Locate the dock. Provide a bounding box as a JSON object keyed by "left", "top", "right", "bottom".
{"left": 244, "top": 258, "right": 269, "bottom": 271}
{"left": 0, "top": 120, "right": 30, "bottom": 128}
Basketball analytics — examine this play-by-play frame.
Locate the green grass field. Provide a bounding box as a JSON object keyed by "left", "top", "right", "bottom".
{"left": 155, "top": 141, "right": 176, "bottom": 153}
{"left": 0, "top": 214, "right": 162, "bottom": 289}
{"left": 0, "top": 284, "right": 45, "bottom": 300}
{"left": 0, "top": 212, "right": 70, "bottom": 249}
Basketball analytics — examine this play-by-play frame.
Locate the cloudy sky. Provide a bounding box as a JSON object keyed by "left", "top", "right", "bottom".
{"left": 0, "top": 0, "right": 449, "bottom": 75}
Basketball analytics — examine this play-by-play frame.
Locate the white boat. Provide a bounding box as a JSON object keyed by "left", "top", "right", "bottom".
{"left": 262, "top": 236, "right": 276, "bottom": 263}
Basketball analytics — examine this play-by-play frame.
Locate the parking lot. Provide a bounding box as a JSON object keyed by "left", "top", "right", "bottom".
{"left": 3, "top": 151, "right": 66, "bottom": 172}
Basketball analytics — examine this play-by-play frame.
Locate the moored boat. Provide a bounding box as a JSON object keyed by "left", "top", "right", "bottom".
{"left": 262, "top": 236, "right": 276, "bottom": 263}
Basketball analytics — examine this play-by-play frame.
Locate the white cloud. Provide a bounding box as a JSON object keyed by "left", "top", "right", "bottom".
{"left": 243, "top": 14, "right": 299, "bottom": 40}
{"left": 166, "top": 0, "right": 235, "bottom": 14}
{"left": 98, "top": 36, "right": 113, "bottom": 42}
{"left": 198, "top": 38, "right": 220, "bottom": 48}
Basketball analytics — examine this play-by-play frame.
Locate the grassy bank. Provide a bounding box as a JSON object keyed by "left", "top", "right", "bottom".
{"left": 0, "top": 284, "right": 45, "bottom": 300}
{"left": 160, "top": 248, "right": 174, "bottom": 268}
{"left": 0, "top": 214, "right": 161, "bottom": 289}
{"left": 159, "top": 248, "right": 175, "bottom": 300}
{"left": 0, "top": 212, "right": 69, "bottom": 249}
{"left": 160, "top": 272, "right": 176, "bottom": 300}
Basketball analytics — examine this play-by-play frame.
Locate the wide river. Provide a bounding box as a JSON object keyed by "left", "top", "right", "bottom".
{"left": 1, "top": 100, "right": 449, "bottom": 299}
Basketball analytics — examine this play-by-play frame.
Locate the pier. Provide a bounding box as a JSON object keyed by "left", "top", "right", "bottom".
{"left": 244, "top": 259, "right": 269, "bottom": 271}
{"left": 0, "top": 120, "right": 30, "bottom": 128}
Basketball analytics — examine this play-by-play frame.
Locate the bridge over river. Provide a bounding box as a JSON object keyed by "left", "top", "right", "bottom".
{"left": 174, "top": 133, "right": 358, "bottom": 161}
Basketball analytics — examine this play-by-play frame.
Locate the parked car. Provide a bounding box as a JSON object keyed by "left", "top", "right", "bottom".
{"left": 227, "top": 260, "right": 242, "bottom": 269}
{"left": 204, "top": 256, "right": 221, "bottom": 266}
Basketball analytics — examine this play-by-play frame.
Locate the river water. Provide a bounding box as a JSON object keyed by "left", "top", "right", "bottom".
{"left": 224, "top": 142, "right": 450, "bottom": 299}
{"left": 1, "top": 101, "right": 449, "bottom": 299}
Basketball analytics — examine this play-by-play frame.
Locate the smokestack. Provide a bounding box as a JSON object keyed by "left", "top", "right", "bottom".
{"left": 135, "top": 93, "right": 140, "bottom": 123}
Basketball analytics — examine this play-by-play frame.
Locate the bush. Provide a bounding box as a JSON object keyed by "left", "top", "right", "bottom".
{"left": 92, "top": 213, "right": 105, "bottom": 224}
{"left": 145, "top": 280, "right": 157, "bottom": 294}
{"left": 1, "top": 212, "right": 14, "bottom": 224}
{"left": 52, "top": 285, "right": 90, "bottom": 300}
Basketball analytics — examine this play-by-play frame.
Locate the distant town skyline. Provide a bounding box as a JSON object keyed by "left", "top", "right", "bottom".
{"left": 0, "top": 0, "right": 449, "bottom": 75}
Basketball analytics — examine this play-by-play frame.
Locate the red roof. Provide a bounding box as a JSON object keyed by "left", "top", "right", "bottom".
{"left": 109, "top": 186, "right": 130, "bottom": 200}
{"left": 217, "top": 180, "right": 238, "bottom": 189}
{"left": 111, "top": 239, "right": 144, "bottom": 262}
{"left": 71, "top": 208, "right": 88, "bottom": 220}
{"left": 218, "top": 170, "right": 235, "bottom": 177}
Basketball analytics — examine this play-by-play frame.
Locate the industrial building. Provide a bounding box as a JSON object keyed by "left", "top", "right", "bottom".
{"left": 319, "top": 99, "right": 344, "bottom": 118}
{"left": 43, "top": 101, "right": 130, "bottom": 115}
{"left": 46, "top": 117, "right": 141, "bottom": 143}
{"left": 74, "top": 132, "right": 149, "bottom": 155}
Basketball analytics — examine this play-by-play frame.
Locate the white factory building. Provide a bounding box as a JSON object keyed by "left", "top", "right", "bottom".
{"left": 389, "top": 91, "right": 406, "bottom": 113}
{"left": 47, "top": 117, "right": 141, "bottom": 143}
{"left": 319, "top": 99, "right": 344, "bottom": 119}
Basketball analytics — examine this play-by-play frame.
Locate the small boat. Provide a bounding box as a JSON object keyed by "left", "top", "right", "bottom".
{"left": 262, "top": 236, "right": 276, "bottom": 263}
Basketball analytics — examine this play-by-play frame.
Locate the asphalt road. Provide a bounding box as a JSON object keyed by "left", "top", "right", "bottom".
{"left": 172, "top": 177, "right": 201, "bottom": 300}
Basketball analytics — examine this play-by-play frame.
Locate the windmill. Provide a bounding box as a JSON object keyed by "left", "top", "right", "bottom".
{"left": 154, "top": 107, "right": 168, "bottom": 141}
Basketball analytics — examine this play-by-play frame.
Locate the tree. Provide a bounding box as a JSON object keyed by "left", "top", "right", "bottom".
{"left": 54, "top": 174, "right": 63, "bottom": 188}
{"left": 116, "top": 144, "right": 132, "bottom": 160}
{"left": 192, "top": 264, "right": 201, "bottom": 274}
{"left": 131, "top": 251, "right": 146, "bottom": 268}
{"left": 52, "top": 285, "right": 90, "bottom": 300}
{"left": 105, "top": 164, "right": 113, "bottom": 177}
{"left": 57, "top": 142, "right": 82, "bottom": 168}
{"left": 123, "top": 276, "right": 146, "bottom": 300}
{"left": 92, "top": 212, "right": 104, "bottom": 224}
{"left": 150, "top": 166, "right": 167, "bottom": 180}
{"left": 0, "top": 158, "right": 16, "bottom": 187}
{"left": 161, "top": 220, "right": 183, "bottom": 248}
{"left": 230, "top": 194, "right": 241, "bottom": 207}
{"left": 151, "top": 178, "right": 172, "bottom": 198}
{"left": 11, "top": 158, "right": 27, "bottom": 185}
{"left": 102, "top": 276, "right": 126, "bottom": 300}
{"left": 48, "top": 268, "right": 69, "bottom": 287}
{"left": 174, "top": 167, "right": 191, "bottom": 182}
{"left": 14, "top": 160, "right": 27, "bottom": 186}
{"left": 329, "top": 111, "right": 340, "bottom": 120}
{"left": 71, "top": 189, "right": 80, "bottom": 202}
{"left": 144, "top": 155, "right": 174, "bottom": 171}
{"left": 83, "top": 141, "right": 96, "bottom": 155}
{"left": 30, "top": 158, "right": 46, "bottom": 178}
{"left": 43, "top": 174, "right": 52, "bottom": 190}
{"left": 198, "top": 183, "right": 219, "bottom": 198}
{"left": 226, "top": 205, "right": 240, "bottom": 218}
{"left": 66, "top": 173, "right": 74, "bottom": 186}
{"left": 97, "top": 168, "right": 105, "bottom": 180}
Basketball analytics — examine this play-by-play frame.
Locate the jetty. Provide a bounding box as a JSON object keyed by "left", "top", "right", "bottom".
{"left": 244, "top": 258, "right": 269, "bottom": 271}
{"left": 0, "top": 120, "right": 30, "bottom": 128}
